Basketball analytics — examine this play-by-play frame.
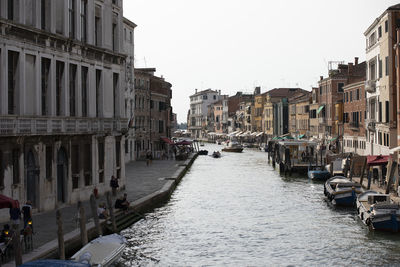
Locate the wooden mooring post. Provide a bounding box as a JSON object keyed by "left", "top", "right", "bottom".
{"left": 78, "top": 201, "right": 88, "bottom": 246}
{"left": 386, "top": 160, "right": 398, "bottom": 194}
{"left": 90, "top": 194, "right": 103, "bottom": 236}
{"left": 12, "top": 223, "right": 22, "bottom": 266}
{"left": 106, "top": 191, "right": 117, "bottom": 232}
{"left": 56, "top": 209, "right": 65, "bottom": 260}
{"left": 359, "top": 157, "right": 367, "bottom": 185}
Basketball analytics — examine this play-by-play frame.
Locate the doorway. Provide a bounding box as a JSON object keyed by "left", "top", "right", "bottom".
{"left": 26, "top": 150, "right": 38, "bottom": 207}
{"left": 57, "top": 147, "right": 68, "bottom": 203}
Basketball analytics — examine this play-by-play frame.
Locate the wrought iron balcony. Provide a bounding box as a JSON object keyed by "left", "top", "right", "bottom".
{"left": 0, "top": 116, "right": 129, "bottom": 136}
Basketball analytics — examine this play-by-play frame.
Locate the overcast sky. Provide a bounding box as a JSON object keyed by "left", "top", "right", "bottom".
{"left": 123, "top": 0, "right": 400, "bottom": 123}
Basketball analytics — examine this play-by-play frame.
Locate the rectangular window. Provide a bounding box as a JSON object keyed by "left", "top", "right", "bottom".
{"left": 378, "top": 26, "right": 382, "bottom": 38}
{"left": 95, "top": 5, "right": 102, "bottom": 46}
{"left": 71, "top": 145, "right": 79, "bottom": 189}
{"left": 7, "top": 0, "right": 14, "bottom": 20}
{"left": 116, "top": 141, "right": 121, "bottom": 168}
{"left": 337, "top": 83, "right": 344, "bottom": 92}
{"left": 80, "top": 0, "right": 87, "bottom": 42}
{"left": 8, "top": 51, "right": 19, "bottom": 115}
{"left": 385, "top": 20, "right": 388, "bottom": 33}
{"left": 12, "top": 149, "right": 19, "bottom": 185}
{"left": 41, "top": 58, "right": 51, "bottom": 116}
{"left": 356, "top": 88, "right": 360, "bottom": 100}
{"left": 69, "top": 0, "right": 75, "bottom": 38}
{"left": 98, "top": 141, "right": 104, "bottom": 183}
{"left": 69, "top": 64, "right": 77, "bottom": 117}
{"left": 56, "top": 61, "right": 65, "bottom": 116}
{"left": 81, "top": 66, "right": 88, "bottom": 117}
{"left": 112, "top": 23, "right": 117, "bottom": 51}
{"left": 370, "top": 60, "right": 376, "bottom": 80}
{"left": 379, "top": 101, "right": 382, "bottom": 122}
{"left": 379, "top": 58, "right": 382, "bottom": 78}
{"left": 46, "top": 146, "right": 52, "bottom": 179}
{"left": 159, "top": 120, "right": 164, "bottom": 133}
{"left": 385, "top": 56, "right": 389, "bottom": 76}
{"left": 113, "top": 73, "right": 119, "bottom": 117}
{"left": 386, "top": 100, "right": 389, "bottom": 123}
{"left": 96, "top": 69, "right": 101, "bottom": 117}
{"left": 41, "top": 0, "right": 48, "bottom": 30}
{"left": 350, "top": 91, "right": 353, "bottom": 102}
{"left": 84, "top": 144, "right": 92, "bottom": 186}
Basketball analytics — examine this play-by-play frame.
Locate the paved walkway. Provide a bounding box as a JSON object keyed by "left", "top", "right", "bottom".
{"left": 4, "top": 159, "right": 181, "bottom": 260}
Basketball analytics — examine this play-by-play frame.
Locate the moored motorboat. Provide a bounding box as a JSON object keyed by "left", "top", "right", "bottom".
{"left": 70, "top": 234, "right": 126, "bottom": 267}
{"left": 357, "top": 191, "right": 400, "bottom": 232}
{"left": 308, "top": 167, "right": 331, "bottom": 181}
{"left": 20, "top": 260, "right": 90, "bottom": 267}
{"left": 324, "top": 176, "right": 362, "bottom": 206}
{"left": 212, "top": 151, "right": 221, "bottom": 158}
{"left": 198, "top": 150, "right": 208, "bottom": 155}
{"left": 222, "top": 142, "right": 243, "bottom": 153}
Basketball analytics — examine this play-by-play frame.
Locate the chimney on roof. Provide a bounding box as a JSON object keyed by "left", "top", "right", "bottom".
{"left": 195, "top": 89, "right": 198, "bottom": 94}
{"left": 348, "top": 63, "right": 354, "bottom": 75}
{"left": 355, "top": 57, "right": 359, "bottom": 65}
{"left": 320, "top": 76, "right": 323, "bottom": 81}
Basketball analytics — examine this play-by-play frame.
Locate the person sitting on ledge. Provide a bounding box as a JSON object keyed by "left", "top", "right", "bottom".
{"left": 115, "top": 194, "right": 130, "bottom": 211}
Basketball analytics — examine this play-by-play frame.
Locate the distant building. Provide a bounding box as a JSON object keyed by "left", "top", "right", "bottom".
{"left": 309, "top": 88, "right": 319, "bottom": 138}
{"left": 288, "top": 92, "right": 311, "bottom": 137}
{"left": 188, "top": 89, "right": 222, "bottom": 139}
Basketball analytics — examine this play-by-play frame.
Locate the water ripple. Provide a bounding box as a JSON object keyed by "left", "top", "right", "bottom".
{"left": 119, "top": 145, "right": 400, "bottom": 266}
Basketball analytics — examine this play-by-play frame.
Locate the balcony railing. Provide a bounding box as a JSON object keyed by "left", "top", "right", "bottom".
{"left": 0, "top": 116, "right": 129, "bottom": 136}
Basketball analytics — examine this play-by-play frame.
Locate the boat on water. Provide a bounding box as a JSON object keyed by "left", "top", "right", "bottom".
{"left": 70, "top": 234, "right": 126, "bottom": 267}
{"left": 212, "top": 151, "right": 221, "bottom": 158}
{"left": 198, "top": 150, "right": 208, "bottom": 155}
{"left": 357, "top": 191, "right": 400, "bottom": 232}
{"left": 324, "top": 176, "right": 362, "bottom": 206}
{"left": 222, "top": 142, "right": 243, "bottom": 152}
{"left": 308, "top": 166, "right": 331, "bottom": 181}
{"left": 20, "top": 260, "right": 90, "bottom": 267}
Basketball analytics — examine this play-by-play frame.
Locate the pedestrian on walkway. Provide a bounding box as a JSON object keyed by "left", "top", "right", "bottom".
{"left": 110, "top": 175, "right": 119, "bottom": 196}
{"left": 22, "top": 200, "right": 33, "bottom": 230}
{"left": 9, "top": 201, "right": 21, "bottom": 226}
{"left": 146, "top": 150, "right": 153, "bottom": 166}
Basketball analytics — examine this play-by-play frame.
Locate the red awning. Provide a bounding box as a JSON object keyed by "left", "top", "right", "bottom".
{"left": 367, "top": 155, "right": 390, "bottom": 166}
{"left": 160, "top": 137, "right": 174, "bottom": 145}
{"left": 0, "top": 195, "right": 18, "bottom": 209}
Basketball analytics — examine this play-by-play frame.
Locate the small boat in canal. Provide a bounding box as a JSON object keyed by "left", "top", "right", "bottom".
{"left": 356, "top": 191, "right": 400, "bottom": 232}
{"left": 70, "top": 234, "right": 126, "bottom": 267}
{"left": 20, "top": 260, "right": 90, "bottom": 267}
{"left": 324, "top": 176, "right": 362, "bottom": 206}
{"left": 212, "top": 151, "right": 221, "bottom": 158}
{"left": 198, "top": 150, "right": 208, "bottom": 155}
{"left": 308, "top": 165, "right": 331, "bottom": 181}
{"left": 222, "top": 142, "right": 243, "bottom": 152}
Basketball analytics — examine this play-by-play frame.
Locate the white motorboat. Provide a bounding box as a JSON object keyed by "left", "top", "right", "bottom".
{"left": 71, "top": 234, "right": 126, "bottom": 267}
{"left": 357, "top": 191, "right": 400, "bottom": 232}
{"left": 324, "top": 176, "right": 362, "bottom": 206}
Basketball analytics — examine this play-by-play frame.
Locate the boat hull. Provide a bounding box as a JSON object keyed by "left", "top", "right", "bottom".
{"left": 222, "top": 148, "right": 243, "bottom": 152}
{"left": 308, "top": 170, "right": 331, "bottom": 181}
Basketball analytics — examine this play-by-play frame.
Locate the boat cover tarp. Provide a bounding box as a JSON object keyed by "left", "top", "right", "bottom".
{"left": 20, "top": 260, "right": 90, "bottom": 267}
{"left": 175, "top": 140, "right": 192, "bottom": 145}
{"left": 367, "top": 155, "right": 390, "bottom": 166}
{"left": 0, "top": 195, "right": 18, "bottom": 209}
{"left": 160, "top": 137, "right": 174, "bottom": 145}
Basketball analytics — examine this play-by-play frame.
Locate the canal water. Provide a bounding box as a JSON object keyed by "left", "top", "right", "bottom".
{"left": 120, "top": 144, "right": 400, "bottom": 266}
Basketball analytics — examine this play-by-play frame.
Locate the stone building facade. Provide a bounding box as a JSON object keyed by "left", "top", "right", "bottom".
{"left": 0, "top": 0, "right": 129, "bottom": 220}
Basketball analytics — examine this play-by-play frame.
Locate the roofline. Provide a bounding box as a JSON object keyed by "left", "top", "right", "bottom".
{"left": 364, "top": 5, "right": 400, "bottom": 35}
{"left": 123, "top": 17, "right": 137, "bottom": 28}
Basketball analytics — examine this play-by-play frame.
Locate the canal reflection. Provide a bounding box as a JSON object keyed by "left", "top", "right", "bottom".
{"left": 120, "top": 144, "right": 400, "bottom": 266}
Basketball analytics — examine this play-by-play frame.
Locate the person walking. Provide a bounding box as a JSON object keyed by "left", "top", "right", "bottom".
{"left": 21, "top": 200, "right": 33, "bottom": 230}
{"left": 9, "top": 202, "right": 21, "bottom": 226}
{"left": 146, "top": 150, "right": 152, "bottom": 166}
{"left": 110, "top": 175, "right": 119, "bottom": 196}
